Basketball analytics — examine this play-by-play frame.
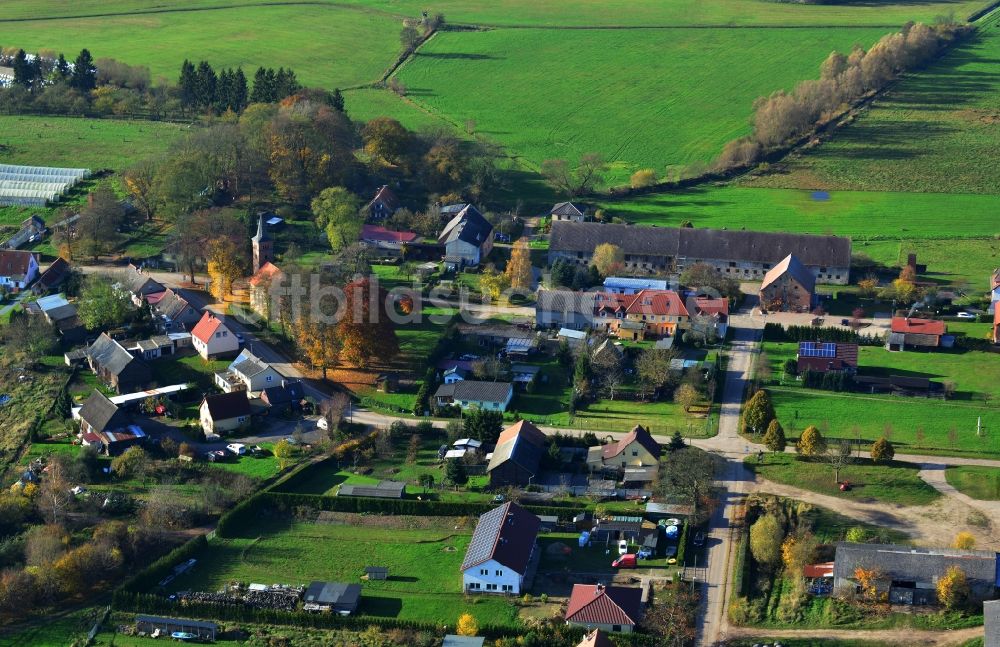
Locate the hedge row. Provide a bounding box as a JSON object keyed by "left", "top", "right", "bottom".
{"left": 676, "top": 520, "right": 689, "bottom": 566}
{"left": 119, "top": 535, "right": 208, "bottom": 594}
{"left": 763, "top": 323, "right": 882, "bottom": 345}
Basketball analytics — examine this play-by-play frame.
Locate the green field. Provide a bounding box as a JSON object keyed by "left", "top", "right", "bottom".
{"left": 945, "top": 465, "right": 1000, "bottom": 500}
{"left": 746, "top": 453, "right": 941, "bottom": 506}
{"left": 398, "top": 26, "right": 889, "bottom": 185}
{"left": 171, "top": 517, "right": 519, "bottom": 627}
{"left": 745, "top": 11, "right": 1000, "bottom": 195}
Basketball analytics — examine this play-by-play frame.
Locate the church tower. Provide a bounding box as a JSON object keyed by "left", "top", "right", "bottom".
{"left": 251, "top": 215, "right": 274, "bottom": 273}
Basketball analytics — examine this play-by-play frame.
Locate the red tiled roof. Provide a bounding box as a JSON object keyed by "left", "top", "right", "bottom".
{"left": 890, "top": 317, "right": 945, "bottom": 336}
{"left": 692, "top": 296, "right": 728, "bottom": 317}
{"left": 565, "top": 584, "right": 643, "bottom": 627}
{"left": 803, "top": 562, "right": 835, "bottom": 579}
{"left": 602, "top": 425, "right": 660, "bottom": 460}
{"left": 594, "top": 289, "right": 688, "bottom": 318}
{"left": 249, "top": 262, "right": 283, "bottom": 287}
{"left": 191, "top": 312, "right": 224, "bottom": 344}
{"left": 0, "top": 250, "right": 37, "bottom": 279}
{"left": 361, "top": 224, "right": 418, "bottom": 244}
{"left": 144, "top": 291, "right": 166, "bottom": 305}
{"left": 497, "top": 419, "right": 547, "bottom": 448}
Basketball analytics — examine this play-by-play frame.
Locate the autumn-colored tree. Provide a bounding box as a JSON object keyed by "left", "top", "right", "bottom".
{"left": 312, "top": 186, "right": 363, "bottom": 253}
{"left": 797, "top": 425, "right": 827, "bottom": 457}
{"left": 763, "top": 419, "right": 786, "bottom": 453}
{"left": 296, "top": 316, "right": 341, "bottom": 379}
{"left": 456, "top": 612, "right": 479, "bottom": 636}
{"left": 953, "top": 531, "right": 976, "bottom": 550}
{"left": 273, "top": 439, "right": 295, "bottom": 469}
{"left": 337, "top": 277, "right": 400, "bottom": 366}
{"left": 674, "top": 383, "right": 700, "bottom": 413}
{"left": 854, "top": 566, "right": 887, "bottom": 603}
{"left": 892, "top": 277, "right": 917, "bottom": 304}
{"left": 870, "top": 437, "right": 894, "bottom": 463}
{"left": 362, "top": 117, "right": 412, "bottom": 167}
{"left": 591, "top": 243, "right": 624, "bottom": 277}
{"left": 268, "top": 102, "right": 354, "bottom": 205}
{"left": 742, "top": 389, "right": 775, "bottom": 435}
{"left": 505, "top": 238, "right": 533, "bottom": 290}
{"left": 781, "top": 530, "right": 818, "bottom": 576}
{"left": 630, "top": 168, "right": 657, "bottom": 188}
{"left": 936, "top": 565, "right": 969, "bottom": 609}
{"left": 123, "top": 158, "right": 159, "bottom": 220}
{"left": 540, "top": 152, "right": 607, "bottom": 197}
{"left": 480, "top": 266, "right": 510, "bottom": 303}
{"left": 111, "top": 446, "right": 148, "bottom": 481}
{"left": 857, "top": 275, "right": 879, "bottom": 297}
{"left": 207, "top": 237, "right": 247, "bottom": 300}
{"left": 749, "top": 514, "right": 784, "bottom": 568}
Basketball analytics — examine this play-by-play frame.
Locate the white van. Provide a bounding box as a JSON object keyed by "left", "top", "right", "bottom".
{"left": 226, "top": 443, "right": 246, "bottom": 455}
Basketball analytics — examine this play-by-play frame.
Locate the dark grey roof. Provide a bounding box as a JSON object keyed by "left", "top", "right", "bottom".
{"left": 487, "top": 423, "right": 545, "bottom": 475}
{"left": 79, "top": 389, "right": 127, "bottom": 433}
{"left": 434, "top": 380, "right": 512, "bottom": 404}
{"left": 550, "top": 222, "right": 851, "bottom": 268}
{"left": 124, "top": 266, "right": 164, "bottom": 295}
{"left": 231, "top": 352, "right": 269, "bottom": 378}
{"left": 461, "top": 502, "right": 540, "bottom": 573}
{"left": 251, "top": 215, "right": 272, "bottom": 242}
{"left": 438, "top": 205, "right": 493, "bottom": 247}
{"left": 203, "top": 391, "right": 251, "bottom": 421}
{"left": 303, "top": 581, "right": 361, "bottom": 607}
{"left": 833, "top": 543, "right": 999, "bottom": 588}
{"left": 985, "top": 599, "right": 1000, "bottom": 647}
{"left": 550, "top": 202, "right": 585, "bottom": 217}
{"left": 155, "top": 289, "right": 192, "bottom": 320}
{"left": 45, "top": 303, "right": 77, "bottom": 322}
{"left": 339, "top": 480, "right": 406, "bottom": 498}
{"left": 536, "top": 289, "right": 598, "bottom": 316}
{"left": 88, "top": 333, "right": 141, "bottom": 377}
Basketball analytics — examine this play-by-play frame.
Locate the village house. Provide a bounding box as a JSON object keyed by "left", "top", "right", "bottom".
{"left": 249, "top": 261, "right": 283, "bottom": 319}
{"left": 122, "top": 264, "right": 165, "bottom": 305}
{"left": 487, "top": 420, "right": 547, "bottom": 488}
{"left": 434, "top": 380, "right": 513, "bottom": 412}
{"left": 994, "top": 308, "right": 1000, "bottom": 345}
{"left": 0, "top": 249, "right": 40, "bottom": 290}
{"left": 887, "top": 317, "right": 947, "bottom": 351}
{"left": 76, "top": 390, "right": 147, "bottom": 456}
{"left": 85, "top": 333, "right": 153, "bottom": 393}
{"left": 688, "top": 295, "right": 729, "bottom": 339}
{"left": 796, "top": 341, "right": 859, "bottom": 374}
{"left": 587, "top": 425, "right": 660, "bottom": 479}
{"left": 153, "top": 289, "right": 201, "bottom": 332}
{"left": 535, "top": 289, "right": 598, "bottom": 330}
{"left": 260, "top": 380, "right": 305, "bottom": 415}
{"left": 461, "top": 502, "right": 541, "bottom": 595}
{"left": 32, "top": 257, "right": 70, "bottom": 294}
{"left": 576, "top": 629, "right": 614, "bottom": 647}
{"left": 603, "top": 276, "right": 668, "bottom": 294}
{"left": 990, "top": 268, "right": 1000, "bottom": 314}
{"left": 438, "top": 204, "right": 494, "bottom": 269}
{"left": 548, "top": 221, "right": 851, "bottom": 285}
{"left": 191, "top": 312, "right": 240, "bottom": 360}
{"left": 564, "top": 584, "right": 644, "bottom": 633}
{"left": 592, "top": 289, "right": 689, "bottom": 340}
{"left": 833, "top": 542, "right": 999, "bottom": 605}
{"left": 759, "top": 254, "right": 816, "bottom": 313}
{"left": 199, "top": 391, "right": 252, "bottom": 436}
{"left": 359, "top": 224, "right": 418, "bottom": 253}
{"left": 215, "top": 349, "right": 284, "bottom": 395}
{"left": 365, "top": 185, "right": 400, "bottom": 220}
{"left": 548, "top": 201, "right": 587, "bottom": 223}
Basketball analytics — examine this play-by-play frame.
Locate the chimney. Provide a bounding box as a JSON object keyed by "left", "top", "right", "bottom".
{"left": 595, "top": 584, "right": 605, "bottom": 595}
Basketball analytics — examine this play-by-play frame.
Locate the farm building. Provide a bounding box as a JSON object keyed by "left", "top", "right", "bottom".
{"left": 461, "top": 502, "right": 540, "bottom": 595}
{"left": 833, "top": 543, "right": 1000, "bottom": 605}
{"left": 577, "top": 629, "right": 614, "bottom": 647}
{"left": 0, "top": 164, "right": 89, "bottom": 207}
{"left": 434, "top": 380, "right": 513, "bottom": 412}
{"left": 796, "top": 341, "right": 858, "bottom": 374}
{"left": 887, "top": 317, "right": 946, "bottom": 351}
{"left": 303, "top": 581, "right": 361, "bottom": 614}
{"left": 603, "top": 277, "right": 668, "bottom": 294}
{"left": 443, "top": 636, "right": 486, "bottom": 647}
{"left": 363, "top": 566, "right": 388, "bottom": 581}
{"left": 565, "top": 584, "right": 644, "bottom": 633}
{"left": 487, "top": 420, "right": 547, "bottom": 488}
{"left": 32, "top": 257, "right": 70, "bottom": 294}
{"left": 0, "top": 249, "right": 40, "bottom": 290}
{"left": 549, "top": 221, "right": 851, "bottom": 285}
{"left": 85, "top": 333, "right": 153, "bottom": 393}
{"left": 338, "top": 480, "right": 406, "bottom": 499}
{"left": 535, "top": 289, "right": 597, "bottom": 329}
{"left": 985, "top": 600, "right": 1000, "bottom": 647}
{"left": 365, "top": 185, "right": 400, "bottom": 220}
{"left": 360, "top": 224, "right": 417, "bottom": 252}
{"left": 759, "top": 254, "right": 816, "bottom": 313}
{"left": 135, "top": 616, "right": 216, "bottom": 641}
{"left": 439, "top": 204, "right": 493, "bottom": 269}
{"left": 548, "top": 201, "right": 587, "bottom": 223}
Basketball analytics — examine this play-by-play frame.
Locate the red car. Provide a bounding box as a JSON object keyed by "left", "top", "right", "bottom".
{"left": 612, "top": 554, "right": 637, "bottom": 569}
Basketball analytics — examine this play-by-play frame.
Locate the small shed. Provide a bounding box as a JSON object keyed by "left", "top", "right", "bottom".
{"left": 558, "top": 327, "right": 587, "bottom": 347}
{"left": 135, "top": 616, "right": 217, "bottom": 641}
{"left": 303, "top": 581, "right": 362, "bottom": 613}
{"left": 364, "top": 566, "right": 388, "bottom": 581}
{"left": 443, "top": 636, "right": 486, "bottom": 647}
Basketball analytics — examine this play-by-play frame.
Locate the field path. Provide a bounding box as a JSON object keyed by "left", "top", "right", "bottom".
{"left": 725, "top": 624, "right": 983, "bottom": 646}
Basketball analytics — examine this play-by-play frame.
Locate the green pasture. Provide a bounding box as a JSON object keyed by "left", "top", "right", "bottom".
{"left": 745, "top": 12, "right": 1000, "bottom": 195}
{"left": 0, "top": 115, "right": 184, "bottom": 170}
{"left": 945, "top": 465, "right": 1000, "bottom": 500}
{"left": 0, "top": 4, "right": 402, "bottom": 90}
{"left": 398, "top": 26, "right": 889, "bottom": 186}
{"left": 171, "top": 518, "right": 519, "bottom": 627}
{"left": 746, "top": 453, "right": 940, "bottom": 506}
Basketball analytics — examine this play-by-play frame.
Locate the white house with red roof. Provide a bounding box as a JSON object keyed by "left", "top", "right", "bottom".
{"left": 586, "top": 424, "right": 661, "bottom": 476}
{"left": 191, "top": 312, "right": 240, "bottom": 360}
{"left": 592, "top": 289, "right": 689, "bottom": 340}
{"left": 460, "top": 502, "right": 540, "bottom": 595}
{"left": 360, "top": 224, "right": 418, "bottom": 251}
{"left": 565, "top": 584, "right": 644, "bottom": 633}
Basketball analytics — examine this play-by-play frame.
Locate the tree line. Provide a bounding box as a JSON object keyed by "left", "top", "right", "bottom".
{"left": 714, "top": 20, "right": 970, "bottom": 170}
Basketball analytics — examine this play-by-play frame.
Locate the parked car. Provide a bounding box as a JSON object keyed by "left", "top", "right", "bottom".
{"left": 227, "top": 443, "right": 246, "bottom": 455}
{"left": 492, "top": 494, "right": 506, "bottom": 504}
{"left": 636, "top": 547, "right": 653, "bottom": 559}
{"left": 617, "top": 539, "right": 629, "bottom": 555}
{"left": 612, "top": 554, "right": 637, "bottom": 569}
{"left": 957, "top": 312, "right": 977, "bottom": 319}
{"left": 692, "top": 531, "right": 706, "bottom": 547}
{"left": 316, "top": 417, "right": 329, "bottom": 430}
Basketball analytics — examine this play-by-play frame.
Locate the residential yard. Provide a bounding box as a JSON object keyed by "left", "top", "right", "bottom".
{"left": 760, "top": 342, "right": 1000, "bottom": 457}
{"left": 537, "top": 532, "right": 682, "bottom": 577}
{"left": 149, "top": 353, "right": 231, "bottom": 392}
{"left": 744, "top": 453, "right": 941, "bottom": 506}
{"left": 945, "top": 465, "right": 1000, "bottom": 500}
{"left": 169, "top": 517, "right": 520, "bottom": 628}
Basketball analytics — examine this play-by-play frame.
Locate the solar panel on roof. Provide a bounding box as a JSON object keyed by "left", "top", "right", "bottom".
{"left": 799, "top": 342, "right": 837, "bottom": 358}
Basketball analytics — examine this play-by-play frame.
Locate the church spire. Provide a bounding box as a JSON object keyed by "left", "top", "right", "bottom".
{"left": 252, "top": 214, "right": 271, "bottom": 242}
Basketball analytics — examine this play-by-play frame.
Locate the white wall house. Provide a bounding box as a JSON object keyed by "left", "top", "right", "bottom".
{"left": 214, "top": 348, "right": 283, "bottom": 395}
{"left": 460, "top": 502, "right": 540, "bottom": 596}
{"left": 190, "top": 312, "right": 240, "bottom": 360}
{"left": 0, "top": 250, "right": 40, "bottom": 290}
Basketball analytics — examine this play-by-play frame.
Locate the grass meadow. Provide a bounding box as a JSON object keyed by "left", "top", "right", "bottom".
{"left": 397, "top": 26, "right": 889, "bottom": 186}
{"left": 745, "top": 11, "right": 1000, "bottom": 194}
{"left": 945, "top": 465, "right": 1000, "bottom": 499}
{"left": 172, "top": 517, "right": 520, "bottom": 627}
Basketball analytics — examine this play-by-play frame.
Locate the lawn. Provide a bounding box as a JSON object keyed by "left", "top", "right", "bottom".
{"left": 0, "top": 607, "right": 102, "bottom": 646}
{"left": 149, "top": 354, "right": 231, "bottom": 392}
{"left": 398, "top": 26, "right": 890, "bottom": 186}
{"left": 745, "top": 453, "right": 941, "bottom": 506}
{"left": 0, "top": 4, "right": 404, "bottom": 90}
{"left": 945, "top": 465, "right": 1000, "bottom": 500}
{"left": 744, "top": 10, "right": 1000, "bottom": 195}
{"left": 0, "top": 115, "right": 184, "bottom": 171}
{"left": 171, "top": 517, "right": 520, "bottom": 627}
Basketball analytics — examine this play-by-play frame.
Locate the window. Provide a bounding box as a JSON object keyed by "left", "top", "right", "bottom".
{"left": 612, "top": 625, "right": 622, "bottom": 632}
{"left": 632, "top": 450, "right": 638, "bottom": 457}
{"left": 502, "top": 584, "right": 513, "bottom": 592}
{"left": 495, "top": 570, "right": 503, "bottom": 577}
{"left": 836, "top": 275, "right": 841, "bottom": 280}
{"left": 480, "top": 569, "right": 488, "bottom": 576}
{"left": 486, "top": 584, "right": 497, "bottom": 591}
{"left": 728, "top": 262, "right": 736, "bottom": 268}
{"left": 468, "top": 582, "right": 481, "bottom": 590}
{"left": 820, "top": 267, "right": 827, "bottom": 273}
{"left": 266, "top": 375, "right": 273, "bottom": 382}
{"left": 222, "top": 331, "right": 228, "bottom": 337}
{"left": 237, "top": 416, "right": 246, "bottom": 423}
{"left": 215, "top": 332, "right": 221, "bottom": 338}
